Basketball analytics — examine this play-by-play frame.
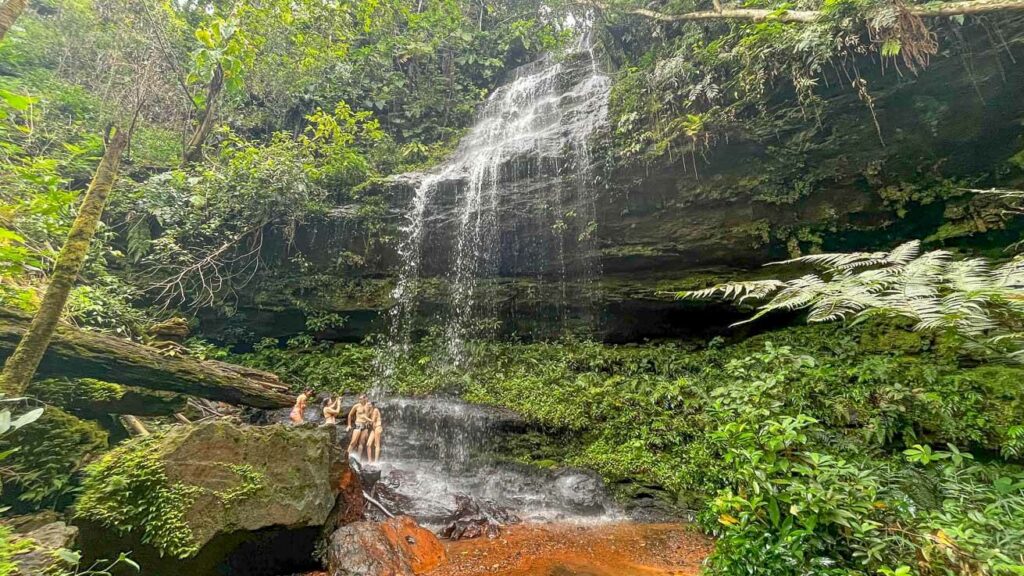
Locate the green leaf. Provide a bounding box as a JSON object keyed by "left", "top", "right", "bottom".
{"left": 117, "top": 553, "right": 141, "bottom": 571}
{"left": 0, "top": 89, "right": 36, "bottom": 111}
{"left": 55, "top": 547, "right": 81, "bottom": 564}
{"left": 11, "top": 407, "right": 44, "bottom": 429}
{"left": 767, "top": 497, "right": 780, "bottom": 526}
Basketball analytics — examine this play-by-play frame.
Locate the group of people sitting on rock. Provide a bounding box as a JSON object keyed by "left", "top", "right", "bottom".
{"left": 290, "top": 391, "right": 383, "bottom": 463}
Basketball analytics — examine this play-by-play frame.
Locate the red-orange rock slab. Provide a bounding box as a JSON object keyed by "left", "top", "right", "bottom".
{"left": 425, "top": 522, "right": 712, "bottom": 576}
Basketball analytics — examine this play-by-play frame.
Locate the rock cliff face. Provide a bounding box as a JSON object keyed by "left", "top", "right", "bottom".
{"left": 201, "top": 21, "right": 1024, "bottom": 344}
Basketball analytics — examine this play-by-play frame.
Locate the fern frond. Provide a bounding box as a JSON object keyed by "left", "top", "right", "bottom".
{"left": 678, "top": 280, "right": 785, "bottom": 301}
{"left": 693, "top": 240, "right": 1024, "bottom": 360}
{"left": 887, "top": 240, "right": 922, "bottom": 265}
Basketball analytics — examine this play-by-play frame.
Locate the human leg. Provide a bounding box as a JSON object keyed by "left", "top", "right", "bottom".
{"left": 356, "top": 426, "right": 371, "bottom": 460}
{"left": 372, "top": 429, "right": 382, "bottom": 462}
{"left": 347, "top": 428, "right": 364, "bottom": 456}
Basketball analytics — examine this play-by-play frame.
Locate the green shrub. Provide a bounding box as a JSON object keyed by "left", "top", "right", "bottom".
{"left": 0, "top": 407, "right": 108, "bottom": 507}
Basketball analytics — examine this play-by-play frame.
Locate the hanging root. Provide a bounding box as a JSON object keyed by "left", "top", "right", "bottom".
{"left": 869, "top": 0, "right": 939, "bottom": 74}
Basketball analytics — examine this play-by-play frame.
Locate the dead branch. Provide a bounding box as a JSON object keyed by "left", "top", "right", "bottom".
{"left": 148, "top": 224, "right": 265, "bottom": 310}
{"left": 584, "top": 0, "right": 1024, "bottom": 23}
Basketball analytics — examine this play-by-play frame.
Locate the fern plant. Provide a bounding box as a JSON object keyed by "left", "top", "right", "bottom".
{"left": 679, "top": 240, "right": 1024, "bottom": 358}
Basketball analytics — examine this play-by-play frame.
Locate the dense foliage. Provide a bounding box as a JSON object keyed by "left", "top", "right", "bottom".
{"left": 0, "top": 0, "right": 563, "bottom": 323}
{"left": 0, "top": 406, "right": 108, "bottom": 507}
{"left": 235, "top": 320, "right": 1024, "bottom": 575}
{"left": 1, "top": 0, "right": 1023, "bottom": 575}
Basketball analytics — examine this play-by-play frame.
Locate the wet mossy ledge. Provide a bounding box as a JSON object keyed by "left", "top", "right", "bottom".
{"left": 74, "top": 422, "right": 348, "bottom": 575}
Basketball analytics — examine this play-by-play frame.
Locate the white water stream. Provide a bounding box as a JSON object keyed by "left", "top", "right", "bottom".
{"left": 344, "top": 16, "right": 619, "bottom": 532}
{"left": 377, "top": 17, "right": 611, "bottom": 375}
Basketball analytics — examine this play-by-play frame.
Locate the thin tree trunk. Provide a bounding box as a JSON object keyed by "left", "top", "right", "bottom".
{"left": 0, "top": 0, "right": 27, "bottom": 41}
{"left": 0, "top": 128, "right": 128, "bottom": 395}
{"left": 181, "top": 64, "right": 224, "bottom": 167}
{"left": 583, "top": 0, "right": 1024, "bottom": 23}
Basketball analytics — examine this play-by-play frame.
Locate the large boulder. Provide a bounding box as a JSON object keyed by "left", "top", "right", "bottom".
{"left": 327, "top": 516, "right": 446, "bottom": 576}
{"left": 75, "top": 421, "right": 360, "bottom": 576}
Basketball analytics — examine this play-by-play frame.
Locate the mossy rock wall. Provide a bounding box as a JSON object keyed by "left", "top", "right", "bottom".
{"left": 196, "top": 22, "right": 1024, "bottom": 345}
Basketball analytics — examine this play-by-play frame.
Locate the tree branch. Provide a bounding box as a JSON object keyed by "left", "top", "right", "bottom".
{"left": 585, "top": 0, "right": 1024, "bottom": 23}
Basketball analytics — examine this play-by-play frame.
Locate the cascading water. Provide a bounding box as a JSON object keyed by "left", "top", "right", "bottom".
{"left": 265, "top": 396, "right": 620, "bottom": 528}
{"left": 366, "top": 397, "right": 618, "bottom": 528}
{"left": 340, "top": 15, "right": 620, "bottom": 534}
{"left": 377, "top": 15, "right": 611, "bottom": 373}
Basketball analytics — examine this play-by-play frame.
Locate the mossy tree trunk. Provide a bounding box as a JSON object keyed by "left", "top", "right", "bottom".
{"left": 0, "top": 308, "right": 294, "bottom": 408}
{"left": 181, "top": 63, "right": 223, "bottom": 167}
{"left": 0, "top": 128, "right": 128, "bottom": 395}
{"left": 0, "top": 0, "right": 27, "bottom": 42}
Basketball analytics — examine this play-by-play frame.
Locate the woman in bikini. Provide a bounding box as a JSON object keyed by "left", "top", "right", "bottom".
{"left": 290, "top": 389, "right": 313, "bottom": 424}
{"left": 365, "top": 401, "right": 383, "bottom": 463}
{"left": 322, "top": 395, "right": 342, "bottom": 425}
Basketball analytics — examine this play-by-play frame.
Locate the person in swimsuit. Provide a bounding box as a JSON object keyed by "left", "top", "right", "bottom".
{"left": 290, "top": 389, "right": 313, "bottom": 424}
{"left": 345, "top": 394, "right": 372, "bottom": 459}
{"left": 364, "top": 401, "right": 383, "bottom": 463}
{"left": 322, "top": 395, "right": 342, "bottom": 425}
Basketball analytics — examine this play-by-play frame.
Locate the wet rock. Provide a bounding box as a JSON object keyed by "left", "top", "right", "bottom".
{"left": 350, "top": 456, "right": 381, "bottom": 490}
{"left": 4, "top": 511, "right": 61, "bottom": 533}
{"left": 552, "top": 469, "right": 609, "bottom": 514}
{"left": 440, "top": 495, "right": 520, "bottom": 540}
{"left": 327, "top": 515, "right": 447, "bottom": 576}
{"left": 623, "top": 485, "right": 687, "bottom": 523}
{"left": 12, "top": 521, "right": 78, "bottom": 575}
{"left": 366, "top": 482, "right": 413, "bottom": 521}
{"left": 322, "top": 462, "right": 367, "bottom": 538}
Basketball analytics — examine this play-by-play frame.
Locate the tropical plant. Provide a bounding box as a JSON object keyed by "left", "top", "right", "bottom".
{"left": 0, "top": 129, "right": 128, "bottom": 394}
{"left": 0, "top": 394, "right": 43, "bottom": 500}
{"left": 679, "top": 240, "right": 1024, "bottom": 359}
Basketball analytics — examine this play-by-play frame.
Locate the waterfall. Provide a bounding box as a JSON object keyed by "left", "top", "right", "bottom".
{"left": 377, "top": 16, "right": 611, "bottom": 378}
{"left": 264, "top": 396, "right": 619, "bottom": 526}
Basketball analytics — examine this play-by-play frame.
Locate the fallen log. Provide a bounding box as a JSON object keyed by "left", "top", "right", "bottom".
{"left": 0, "top": 308, "right": 292, "bottom": 409}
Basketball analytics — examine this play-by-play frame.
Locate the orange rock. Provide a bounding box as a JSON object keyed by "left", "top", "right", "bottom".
{"left": 380, "top": 516, "right": 448, "bottom": 574}
{"left": 335, "top": 465, "right": 366, "bottom": 525}
{"left": 327, "top": 515, "right": 448, "bottom": 576}
{"left": 424, "top": 522, "right": 712, "bottom": 576}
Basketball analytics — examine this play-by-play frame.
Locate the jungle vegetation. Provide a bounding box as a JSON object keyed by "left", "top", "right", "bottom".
{"left": 0, "top": 0, "right": 1022, "bottom": 575}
